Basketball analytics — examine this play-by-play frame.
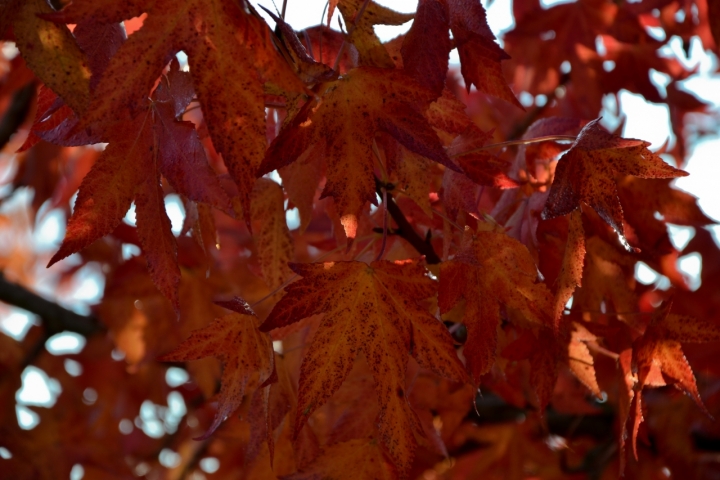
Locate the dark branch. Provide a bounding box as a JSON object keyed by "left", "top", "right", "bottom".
{"left": 0, "top": 81, "right": 35, "bottom": 152}
{"left": 0, "top": 271, "right": 104, "bottom": 337}
{"left": 375, "top": 178, "right": 441, "bottom": 264}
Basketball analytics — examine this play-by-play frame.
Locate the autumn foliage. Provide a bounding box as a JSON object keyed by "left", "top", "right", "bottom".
{"left": 2, "top": 0, "right": 720, "bottom": 478}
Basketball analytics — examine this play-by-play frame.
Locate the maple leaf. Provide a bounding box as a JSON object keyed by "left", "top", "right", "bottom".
{"left": 11, "top": 0, "right": 91, "bottom": 114}
{"left": 47, "top": 0, "right": 305, "bottom": 218}
{"left": 617, "top": 176, "right": 713, "bottom": 287}
{"left": 401, "top": 0, "right": 519, "bottom": 106}
{"left": 501, "top": 321, "right": 601, "bottom": 412}
{"left": 540, "top": 210, "right": 586, "bottom": 328}
{"left": 633, "top": 302, "right": 720, "bottom": 411}
{"left": 18, "top": 15, "right": 127, "bottom": 149}
{"left": 571, "top": 235, "right": 638, "bottom": 324}
{"left": 401, "top": 0, "right": 452, "bottom": 97}
{"left": 601, "top": 36, "right": 688, "bottom": 104}
{"left": 504, "top": 0, "right": 616, "bottom": 96}
{"left": 627, "top": 301, "right": 720, "bottom": 457}
{"left": 41, "top": 0, "right": 146, "bottom": 25}
{"left": 260, "top": 7, "right": 337, "bottom": 85}
{"left": 49, "top": 66, "right": 229, "bottom": 307}
{"left": 335, "top": 0, "right": 413, "bottom": 69}
{"left": 159, "top": 311, "right": 275, "bottom": 438}
{"left": 19, "top": 86, "right": 101, "bottom": 153}
{"left": 541, "top": 118, "right": 687, "bottom": 238}
{"left": 278, "top": 146, "right": 324, "bottom": 233}
{"left": 285, "top": 438, "right": 398, "bottom": 480}
{"left": 245, "top": 354, "right": 298, "bottom": 467}
{"left": 250, "top": 178, "right": 294, "bottom": 291}
{"left": 438, "top": 224, "right": 553, "bottom": 384}
{"left": 259, "top": 259, "right": 467, "bottom": 473}
{"left": 447, "top": 124, "right": 519, "bottom": 189}
{"left": 4, "top": 0, "right": 720, "bottom": 478}
{"left": 260, "top": 67, "right": 457, "bottom": 239}
{"left": 447, "top": 0, "right": 521, "bottom": 107}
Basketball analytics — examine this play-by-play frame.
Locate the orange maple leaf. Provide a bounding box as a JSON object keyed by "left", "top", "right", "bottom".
{"left": 548, "top": 210, "right": 586, "bottom": 328}
{"left": 447, "top": 0, "right": 521, "bottom": 107}
{"left": 501, "top": 321, "right": 601, "bottom": 412}
{"left": 542, "top": 118, "right": 687, "bottom": 237}
{"left": 49, "top": 66, "right": 230, "bottom": 307}
{"left": 159, "top": 309, "right": 275, "bottom": 439}
{"left": 46, "top": 0, "right": 305, "bottom": 218}
{"left": 285, "top": 438, "right": 398, "bottom": 480}
{"left": 260, "top": 67, "right": 457, "bottom": 239}
{"left": 626, "top": 301, "right": 720, "bottom": 458}
{"left": 260, "top": 259, "right": 467, "bottom": 473}
{"left": 401, "top": 0, "right": 519, "bottom": 106}
{"left": 250, "top": 178, "right": 294, "bottom": 291}
{"left": 335, "top": 0, "right": 414, "bottom": 69}
{"left": 438, "top": 224, "right": 553, "bottom": 384}
{"left": 618, "top": 176, "right": 713, "bottom": 286}
{"left": 571, "top": 235, "right": 639, "bottom": 324}
{"left": 11, "top": 0, "right": 91, "bottom": 115}
{"left": 504, "top": 0, "right": 617, "bottom": 109}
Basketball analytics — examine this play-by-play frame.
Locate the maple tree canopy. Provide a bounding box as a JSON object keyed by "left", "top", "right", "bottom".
{"left": 1, "top": 0, "right": 720, "bottom": 478}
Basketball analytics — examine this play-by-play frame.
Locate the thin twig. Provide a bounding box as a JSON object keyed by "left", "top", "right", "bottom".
{"left": 332, "top": 0, "right": 372, "bottom": 71}
{"left": 375, "top": 178, "right": 441, "bottom": 264}
{"left": 303, "top": 29, "right": 314, "bottom": 60}
{"left": 375, "top": 188, "right": 388, "bottom": 262}
{"left": 448, "top": 135, "right": 577, "bottom": 158}
{"left": 353, "top": 235, "right": 378, "bottom": 261}
{"left": 431, "top": 208, "right": 464, "bottom": 232}
{"left": 318, "top": 0, "right": 330, "bottom": 63}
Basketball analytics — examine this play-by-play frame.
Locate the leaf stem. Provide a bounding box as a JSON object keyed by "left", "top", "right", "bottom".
{"left": 586, "top": 342, "right": 620, "bottom": 360}
{"left": 374, "top": 187, "right": 389, "bottom": 262}
{"left": 375, "top": 179, "right": 442, "bottom": 264}
{"left": 448, "top": 135, "right": 577, "bottom": 158}
{"left": 431, "top": 207, "right": 464, "bottom": 232}
{"left": 353, "top": 234, "right": 379, "bottom": 262}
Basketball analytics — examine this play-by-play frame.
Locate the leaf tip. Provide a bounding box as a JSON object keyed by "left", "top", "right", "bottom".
{"left": 214, "top": 296, "right": 256, "bottom": 316}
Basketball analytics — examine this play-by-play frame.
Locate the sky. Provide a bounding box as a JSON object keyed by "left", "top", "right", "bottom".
{"left": 3, "top": 0, "right": 720, "bottom": 451}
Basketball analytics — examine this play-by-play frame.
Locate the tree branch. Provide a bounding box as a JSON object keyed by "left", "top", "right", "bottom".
{"left": 375, "top": 178, "right": 441, "bottom": 264}
{"left": 0, "top": 271, "right": 104, "bottom": 337}
{"left": 0, "top": 81, "right": 35, "bottom": 152}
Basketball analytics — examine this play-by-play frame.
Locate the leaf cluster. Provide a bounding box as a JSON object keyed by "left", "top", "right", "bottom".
{"left": 1, "top": 0, "right": 720, "bottom": 478}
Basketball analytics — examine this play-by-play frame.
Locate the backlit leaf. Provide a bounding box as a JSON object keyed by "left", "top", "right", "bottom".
{"left": 260, "top": 67, "right": 456, "bottom": 239}
{"left": 542, "top": 118, "right": 688, "bottom": 238}
{"left": 260, "top": 259, "right": 466, "bottom": 473}
{"left": 159, "top": 312, "right": 275, "bottom": 438}
{"left": 438, "top": 224, "right": 553, "bottom": 383}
